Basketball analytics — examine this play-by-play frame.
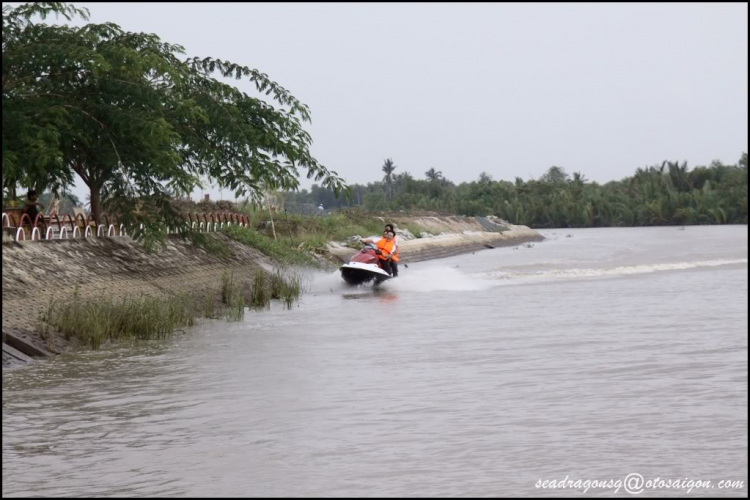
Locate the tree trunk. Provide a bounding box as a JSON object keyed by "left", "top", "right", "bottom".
{"left": 89, "top": 185, "right": 102, "bottom": 227}
{"left": 266, "top": 193, "right": 277, "bottom": 241}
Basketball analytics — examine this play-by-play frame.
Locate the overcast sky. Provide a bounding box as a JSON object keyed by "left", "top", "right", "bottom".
{"left": 18, "top": 2, "right": 749, "bottom": 202}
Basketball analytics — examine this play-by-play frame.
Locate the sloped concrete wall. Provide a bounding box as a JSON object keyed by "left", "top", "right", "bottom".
{"left": 2, "top": 234, "right": 274, "bottom": 368}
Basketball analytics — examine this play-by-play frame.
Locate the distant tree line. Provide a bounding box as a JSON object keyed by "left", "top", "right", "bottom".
{"left": 283, "top": 154, "right": 748, "bottom": 227}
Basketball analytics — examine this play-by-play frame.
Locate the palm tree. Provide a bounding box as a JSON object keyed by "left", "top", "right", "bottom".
{"left": 382, "top": 158, "right": 397, "bottom": 200}
{"left": 666, "top": 160, "right": 691, "bottom": 191}
{"left": 425, "top": 168, "right": 443, "bottom": 182}
{"left": 572, "top": 172, "right": 587, "bottom": 185}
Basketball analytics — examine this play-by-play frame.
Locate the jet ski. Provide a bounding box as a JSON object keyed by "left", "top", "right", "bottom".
{"left": 340, "top": 243, "right": 392, "bottom": 286}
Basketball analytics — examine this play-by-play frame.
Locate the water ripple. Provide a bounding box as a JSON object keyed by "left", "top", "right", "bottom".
{"left": 3, "top": 226, "right": 747, "bottom": 497}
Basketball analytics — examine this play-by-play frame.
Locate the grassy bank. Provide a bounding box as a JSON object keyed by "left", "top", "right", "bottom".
{"left": 223, "top": 224, "right": 325, "bottom": 267}
{"left": 38, "top": 270, "right": 304, "bottom": 350}
{"left": 226, "top": 208, "right": 436, "bottom": 265}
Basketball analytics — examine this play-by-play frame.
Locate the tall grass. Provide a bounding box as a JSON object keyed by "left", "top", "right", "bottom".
{"left": 269, "top": 270, "right": 302, "bottom": 310}
{"left": 204, "top": 290, "right": 216, "bottom": 318}
{"left": 219, "top": 271, "right": 246, "bottom": 321}
{"left": 42, "top": 291, "right": 198, "bottom": 350}
{"left": 39, "top": 269, "right": 305, "bottom": 350}
{"left": 249, "top": 269, "right": 269, "bottom": 309}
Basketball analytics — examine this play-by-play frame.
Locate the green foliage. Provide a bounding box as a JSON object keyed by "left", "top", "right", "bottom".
{"left": 223, "top": 224, "right": 322, "bottom": 267}
{"left": 539, "top": 166, "right": 570, "bottom": 184}
{"left": 279, "top": 155, "right": 748, "bottom": 227}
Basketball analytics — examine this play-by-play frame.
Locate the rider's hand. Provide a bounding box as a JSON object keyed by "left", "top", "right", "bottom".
{"left": 375, "top": 249, "right": 382, "bottom": 255}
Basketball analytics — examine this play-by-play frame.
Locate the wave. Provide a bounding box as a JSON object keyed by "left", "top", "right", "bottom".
{"left": 476, "top": 258, "right": 748, "bottom": 284}
{"left": 381, "top": 267, "right": 493, "bottom": 292}
{"left": 307, "top": 258, "right": 746, "bottom": 294}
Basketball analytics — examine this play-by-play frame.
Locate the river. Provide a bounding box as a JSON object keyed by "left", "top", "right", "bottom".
{"left": 2, "top": 225, "right": 747, "bottom": 497}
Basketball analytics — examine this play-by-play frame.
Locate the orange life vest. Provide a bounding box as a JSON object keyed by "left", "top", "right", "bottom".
{"left": 376, "top": 237, "right": 396, "bottom": 261}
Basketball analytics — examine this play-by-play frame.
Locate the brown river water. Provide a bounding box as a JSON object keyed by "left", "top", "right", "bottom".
{"left": 2, "top": 226, "right": 747, "bottom": 497}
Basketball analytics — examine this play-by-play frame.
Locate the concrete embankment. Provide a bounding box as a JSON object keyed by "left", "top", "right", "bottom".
{"left": 2, "top": 234, "right": 274, "bottom": 369}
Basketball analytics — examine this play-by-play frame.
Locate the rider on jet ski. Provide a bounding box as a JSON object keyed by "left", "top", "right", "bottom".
{"left": 362, "top": 229, "right": 398, "bottom": 277}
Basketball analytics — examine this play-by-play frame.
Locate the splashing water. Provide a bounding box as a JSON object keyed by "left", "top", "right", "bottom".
{"left": 382, "top": 266, "right": 492, "bottom": 292}
{"left": 305, "top": 265, "right": 491, "bottom": 295}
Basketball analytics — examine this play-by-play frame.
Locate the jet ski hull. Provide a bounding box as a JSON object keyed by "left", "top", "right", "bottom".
{"left": 340, "top": 262, "right": 391, "bottom": 286}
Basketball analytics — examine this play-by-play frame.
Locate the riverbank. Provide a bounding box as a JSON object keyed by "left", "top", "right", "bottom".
{"left": 2, "top": 215, "right": 544, "bottom": 369}
{"left": 325, "top": 215, "right": 544, "bottom": 263}
{"left": 2, "top": 234, "right": 275, "bottom": 369}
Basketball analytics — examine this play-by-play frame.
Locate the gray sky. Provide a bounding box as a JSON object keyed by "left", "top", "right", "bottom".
{"left": 21, "top": 2, "right": 750, "bottom": 202}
